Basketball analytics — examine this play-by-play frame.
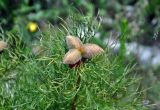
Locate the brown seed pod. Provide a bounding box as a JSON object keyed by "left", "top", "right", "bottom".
{"left": 66, "top": 35, "right": 83, "bottom": 49}
{"left": 0, "top": 41, "right": 7, "bottom": 52}
{"left": 82, "top": 44, "right": 104, "bottom": 58}
{"left": 63, "top": 49, "right": 82, "bottom": 64}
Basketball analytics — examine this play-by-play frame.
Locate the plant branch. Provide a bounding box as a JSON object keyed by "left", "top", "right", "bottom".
{"left": 71, "top": 72, "right": 81, "bottom": 110}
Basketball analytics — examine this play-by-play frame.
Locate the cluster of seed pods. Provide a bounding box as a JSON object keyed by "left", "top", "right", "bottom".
{"left": 63, "top": 35, "right": 104, "bottom": 68}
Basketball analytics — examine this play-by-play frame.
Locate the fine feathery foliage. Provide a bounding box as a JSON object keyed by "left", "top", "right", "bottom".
{"left": 0, "top": 15, "right": 145, "bottom": 110}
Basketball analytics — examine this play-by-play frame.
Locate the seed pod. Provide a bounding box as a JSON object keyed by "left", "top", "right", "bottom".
{"left": 66, "top": 35, "right": 83, "bottom": 49}
{"left": 0, "top": 41, "right": 7, "bottom": 52}
{"left": 63, "top": 49, "right": 82, "bottom": 64}
{"left": 82, "top": 44, "right": 104, "bottom": 58}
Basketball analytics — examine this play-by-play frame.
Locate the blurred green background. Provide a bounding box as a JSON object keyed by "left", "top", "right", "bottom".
{"left": 0, "top": 0, "right": 160, "bottom": 109}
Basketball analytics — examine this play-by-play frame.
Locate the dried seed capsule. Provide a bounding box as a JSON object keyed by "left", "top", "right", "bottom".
{"left": 0, "top": 41, "right": 7, "bottom": 52}
{"left": 82, "top": 44, "right": 104, "bottom": 58}
{"left": 63, "top": 49, "right": 82, "bottom": 64}
{"left": 66, "top": 35, "right": 83, "bottom": 49}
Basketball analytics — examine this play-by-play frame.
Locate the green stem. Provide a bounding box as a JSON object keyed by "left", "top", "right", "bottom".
{"left": 71, "top": 73, "right": 81, "bottom": 110}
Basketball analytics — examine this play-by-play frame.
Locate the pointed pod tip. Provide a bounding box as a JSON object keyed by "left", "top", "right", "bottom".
{"left": 63, "top": 56, "right": 69, "bottom": 64}
{"left": 66, "top": 35, "right": 74, "bottom": 39}
{"left": 63, "top": 59, "right": 68, "bottom": 64}
{"left": 100, "top": 47, "right": 105, "bottom": 52}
